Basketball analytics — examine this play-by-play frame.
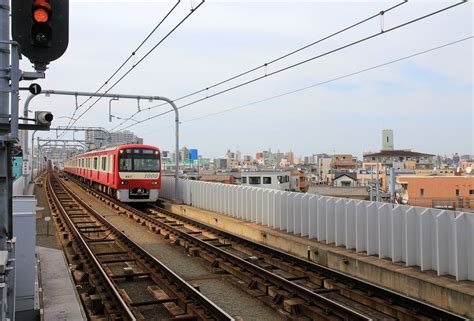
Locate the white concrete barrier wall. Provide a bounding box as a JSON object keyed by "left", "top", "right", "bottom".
{"left": 160, "top": 176, "right": 474, "bottom": 281}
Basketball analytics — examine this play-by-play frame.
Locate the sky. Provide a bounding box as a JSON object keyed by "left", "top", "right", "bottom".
{"left": 21, "top": 0, "right": 473, "bottom": 159}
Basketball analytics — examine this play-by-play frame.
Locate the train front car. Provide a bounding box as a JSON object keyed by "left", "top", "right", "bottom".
{"left": 116, "top": 145, "right": 161, "bottom": 202}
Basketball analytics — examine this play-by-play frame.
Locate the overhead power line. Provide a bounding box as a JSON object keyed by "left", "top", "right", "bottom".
{"left": 110, "top": 0, "right": 408, "bottom": 131}
{"left": 114, "top": 1, "right": 467, "bottom": 133}
{"left": 178, "top": 36, "right": 472, "bottom": 124}
{"left": 137, "top": 36, "right": 472, "bottom": 135}
{"left": 62, "top": 0, "right": 205, "bottom": 135}
{"left": 62, "top": 0, "right": 181, "bottom": 132}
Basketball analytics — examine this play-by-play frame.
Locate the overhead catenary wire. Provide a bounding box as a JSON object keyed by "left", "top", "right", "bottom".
{"left": 135, "top": 36, "right": 472, "bottom": 135}
{"left": 178, "top": 36, "right": 472, "bottom": 125}
{"left": 62, "top": 0, "right": 205, "bottom": 135}
{"left": 110, "top": 0, "right": 408, "bottom": 131}
{"left": 113, "top": 0, "right": 467, "bottom": 133}
{"left": 61, "top": 0, "right": 182, "bottom": 132}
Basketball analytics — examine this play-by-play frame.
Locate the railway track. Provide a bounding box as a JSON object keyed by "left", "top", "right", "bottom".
{"left": 46, "top": 173, "right": 233, "bottom": 321}
{"left": 66, "top": 173, "right": 467, "bottom": 321}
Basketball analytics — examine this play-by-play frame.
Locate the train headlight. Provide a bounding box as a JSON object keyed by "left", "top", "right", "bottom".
{"left": 151, "top": 181, "right": 158, "bottom": 185}
{"left": 121, "top": 180, "right": 129, "bottom": 185}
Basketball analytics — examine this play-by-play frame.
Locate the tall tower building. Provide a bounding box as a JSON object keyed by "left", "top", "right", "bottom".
{"left": 382, "top": 129, "right": 394, "bottom": 150}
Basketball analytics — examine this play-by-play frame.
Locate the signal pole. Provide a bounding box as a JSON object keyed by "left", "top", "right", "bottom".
{"left": 0, "top": 0, "right": 12, "bottom": 250}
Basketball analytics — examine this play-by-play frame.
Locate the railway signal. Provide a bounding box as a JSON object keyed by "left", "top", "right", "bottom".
{"left": 12, "top": 0, "right": 69, "bottom": 70}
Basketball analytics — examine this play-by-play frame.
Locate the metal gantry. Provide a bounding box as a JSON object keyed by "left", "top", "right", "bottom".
{"left": 24, "top": 90, "right": 181, "bottom": 202}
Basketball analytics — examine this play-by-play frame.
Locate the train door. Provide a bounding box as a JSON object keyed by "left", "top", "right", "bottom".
{"left": 111, "top": 155, "right": 115, "bottom": 185}
{"left": 106, "top": 156, "right": 110, "bottom": 184}
{"left": 94, "top": 157, "right": 99, "bottom": 180}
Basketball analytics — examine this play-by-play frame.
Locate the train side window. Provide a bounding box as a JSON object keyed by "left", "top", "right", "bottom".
{"left": 249, "top": 176, "right": 261, "bottom": 184}
{"left": 101, "top": 157, "right": 107, "bottom": 171}
{"left": 93, "top": 157, "right": 98, "bottom": 170}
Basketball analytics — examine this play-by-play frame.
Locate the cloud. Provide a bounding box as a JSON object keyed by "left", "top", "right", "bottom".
{"left": 23, "top": 1, "right": 473, "bottom": 159}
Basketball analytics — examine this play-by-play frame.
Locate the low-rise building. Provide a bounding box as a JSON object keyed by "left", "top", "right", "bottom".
{"left": 397, "top": 176, "right": 474, "bottom": 210}
{"left": 333, "top": 172, "right": 357, "bottom": 187}
{"left": 240, "top": 171, "right": 290, "bottom": 191}
{"left": 363, "top": 150, "right": 435, "bottom": 169}
{"left": 289, "top": 169, "right": 309, "bottom": 192}
{"left": 330, "top": 154, "right": 357, "bottom": 171}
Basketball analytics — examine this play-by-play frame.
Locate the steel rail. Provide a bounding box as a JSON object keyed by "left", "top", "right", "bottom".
{"left": 46, "top": 175, "right": 137, "bottom": 321}
{"left": 67, "top": 174, "right": 468, "bottom": 320}
{"left": 54, "top": 174, "right": 234, "bottom": 321}
{"left": 147, "top": 204, "right": 468, "bottom": 321}
{"left": 68, "top": 177, "right": 373, "bottom": 320}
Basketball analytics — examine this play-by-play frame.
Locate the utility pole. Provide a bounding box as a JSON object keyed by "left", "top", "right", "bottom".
{"left": 376, "top": 162, "right": 380, "bottom": 202}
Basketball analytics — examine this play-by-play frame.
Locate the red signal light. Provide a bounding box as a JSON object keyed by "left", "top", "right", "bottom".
{"left": 32, "top": 0, "right": 51, "bottom": 21}
{"left": 33, "top": 8, "right": 49, "bottom": 22}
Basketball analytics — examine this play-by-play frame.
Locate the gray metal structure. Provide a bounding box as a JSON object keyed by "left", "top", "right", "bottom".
{"left": 24, "top": 90, "right": 181, "bottom": 202}
{"left": 0, "top": 2, "right": 18, "bottom": 319}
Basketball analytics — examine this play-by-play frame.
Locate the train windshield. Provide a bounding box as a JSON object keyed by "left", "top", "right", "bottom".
{"left": 119, "top": 148, "right": 160, "bottom": 172}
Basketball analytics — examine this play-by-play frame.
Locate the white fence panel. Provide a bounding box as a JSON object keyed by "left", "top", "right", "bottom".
{"left": 301, "top": 194, "right": 310, "bottom": 237}
{"left": 366, "top": 202, "right": 378, "bottom": 256}
{"left": 453, "top": 213, "right": 474, "bottom": 280}
{"left": 274, "top": 191, "right": 282, "bottom": 229}
{"left": 436, "top": 211, "right": 456, "bottom": 277}
{"left": 345, "top": 200, "right": 356, "bottom": 250}
{"left": 391, "top": 205, "right": 405, "bottom": 263}
{"left": 355, "top": 200, "right": 367, "bottom": 253}
{"left": 237, "top": 186, "right": 243, "bottom": 219}
{"left": 420, "top": 208, "right": 435, "bottom": 270}
{"left": 280, "top": 192, "right": 289, "bottom": 231}
{"left": 262, "top": 190, "right": 269, "bottom": 226}
{"left": 405, "top": 206, "right": 418, "bottom": 266}
{"left": 317, "top": 196, "right": 327, "bottom": 242}
{"left": 294, "top": 193, "right": 302, "bottom": 235}
{"left": 268, "top": 191, "right": 276, "bottom": 227}
{"left": 253, "top": 188, "right": 259, "bottom": 222}
{"left": 325, "top": 198, "right": 335, "bottom": 244}
{"left": 161, "top": 177, "right": 474, "bottom": 280}
{"left": 378, "top": 203, "right": 392, "bottom": 259}
{"left": 308, "top": 195, "right": 318, "bottom": 239}
{"left": 287, "top": 193, "right": 295, "bottom": 233}
{"left": 245, "top": 187, "right": 252, "bottom": 221}
{"left": 335, "top": 199, "right": 346, "bottom": 247}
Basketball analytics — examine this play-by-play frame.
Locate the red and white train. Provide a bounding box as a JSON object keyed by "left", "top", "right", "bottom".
{"left": 63, "top": 144, "right": 161, "bottom": 202}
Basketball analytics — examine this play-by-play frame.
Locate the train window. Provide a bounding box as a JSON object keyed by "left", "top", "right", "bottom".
{"left": 249, "top": 176, "right": 261, "bottom": 184}
{"left": 263, "top": 177, "right": 272, "bottom": 184}
{"left": 93, "top": 157, "right": 98, "bottom": 170}
{"left": 119, "top": 156, "right": 133, "bottom": 171}
{"left": 118, "top": 148, "right": 160, "bottom": 172}
{"left": 134, "top": 157, "right": 160, "bottom": 172}
{"left": 101, "top": 157, "right": 107, "bottom": 171}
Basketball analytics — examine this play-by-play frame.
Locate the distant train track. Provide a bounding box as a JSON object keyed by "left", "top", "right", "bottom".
{"left": 46, "top": 172, "right": 233, "bottom": 321}
{"left": 66, "top": 172, "right": 468, "bottom": 321}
